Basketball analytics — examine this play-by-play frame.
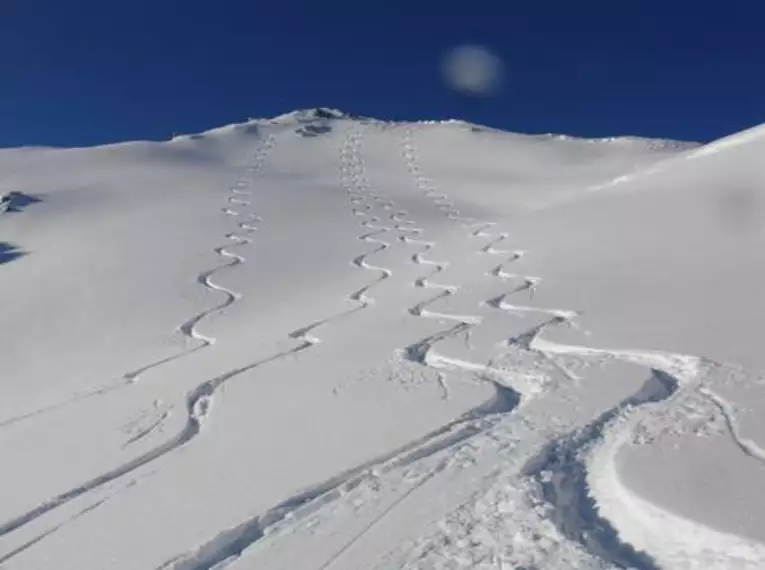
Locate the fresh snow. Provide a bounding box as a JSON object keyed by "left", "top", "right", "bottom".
{"left": 1, "top": 109, "right": 763, "bottom": 570}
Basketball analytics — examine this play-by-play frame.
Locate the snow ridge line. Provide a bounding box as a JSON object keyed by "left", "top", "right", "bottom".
{"left": 0, "top": 136, "right": 276, "bottom": 431}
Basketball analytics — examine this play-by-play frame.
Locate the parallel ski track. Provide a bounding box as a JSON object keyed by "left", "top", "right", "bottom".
{"left": 286, "top": 125, "right": 395, "bottom": 349}
{"left": 149, "top": 122, "right": 528, "bottom": 570}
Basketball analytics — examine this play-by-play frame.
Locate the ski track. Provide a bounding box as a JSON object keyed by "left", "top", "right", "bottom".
{"left": 5, "top": 121, "right": 764, "bottom": 569}
{"left": 247, "top": 124, "right": 765, "bottom": 570}
{"left": 698, "top": 387, "right": 765, "bottom": 464}
{"left": 398, "top": 126, "right": 491, "bottom": 381}
{"left": 0, "top": 122, "right": 406, "bottom": 550}
{"left": 149, "top": 122, "right": 530, "bottom": 570}
{"left": 0, "top": 135, "right": 280, "bottom": 543}
{"left": 0, "top": 135, "right": 277, "bottom": 431}
{"left": 0, "top": 474, "right": 151, "bottom": 566}
{"left": 154, "top": 381, "right": 520, "bottom": 570}
{"left": 147, "top": 125, "right": 412, "bottom": 570}
{"left": 387, "top": 126, "right": 762, "bottom": 569}
{"left": 286, "top": 125, "right": 395, "bottom": 350}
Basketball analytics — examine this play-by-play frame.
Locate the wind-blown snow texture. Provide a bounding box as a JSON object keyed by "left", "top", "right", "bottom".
{"left": 2, "top": 108, "right": 765, "bottom": 570}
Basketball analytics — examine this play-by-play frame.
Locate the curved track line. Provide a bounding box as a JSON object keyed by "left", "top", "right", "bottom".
{"left": 173, "top": 136, "right": 275, "bottom": 352}
{"left": 0, "top": 136, "right": 277, "bottom": 430}
{"left": 154, "top": 381, "right": 520, "bottom": 570}
{"left": 471, "top": 242, "right": 763, "bottom": 569}
{"left": 287, "top": 125, "right": 398, "bottom": 354}
{"left": 396, "top": 124, "right": 712, "bottom": 567}
{"left": 149, "top": 122, "right": 519, "bottom": 570}
{"left": 398, "top": 126, "right": 518, "bottom": 381}
{"left": 0, "top": 136, "right": 278, "bottom": 541}
{"left": 698, "top": 387, "right": 765, "bottom": 464}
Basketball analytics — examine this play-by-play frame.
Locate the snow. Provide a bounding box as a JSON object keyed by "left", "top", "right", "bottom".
{"left": 1, "top": 108, "right": 764, "bottom": 569}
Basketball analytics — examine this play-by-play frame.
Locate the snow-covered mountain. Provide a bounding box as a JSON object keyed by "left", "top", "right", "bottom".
{"left": 1, "top": 109, "right": 763, "bottom": 570}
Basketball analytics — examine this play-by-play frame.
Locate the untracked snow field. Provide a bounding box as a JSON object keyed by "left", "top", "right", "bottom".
{"left": 1, "top": 109, "right": 764, "bottom": 569}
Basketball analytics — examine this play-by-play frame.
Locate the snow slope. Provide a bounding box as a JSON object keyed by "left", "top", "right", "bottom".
{"left": 1, "top": 108, "right": 763, "bottom": 570}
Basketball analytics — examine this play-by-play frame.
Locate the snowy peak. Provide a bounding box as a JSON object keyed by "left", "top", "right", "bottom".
{"left": 269, "top": 107, "right": 351, "bottom": 124}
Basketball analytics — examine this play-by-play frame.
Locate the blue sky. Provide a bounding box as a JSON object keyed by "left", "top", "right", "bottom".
{"left": 1, "top": 0, "right": 763, "bottom": 147}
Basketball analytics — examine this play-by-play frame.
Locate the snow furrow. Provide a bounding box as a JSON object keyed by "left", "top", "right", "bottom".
{"left": 154, "top": 381, "right": 520, "bottom": 570}
{"left": 698, "top": 387, "right": 765, "bottom": 464}
{"left": 521, "top": 370, "right": 678, "bottom": 570}
{"left": 0, "top": 475, "right": 148, "bottom": 566}
{"left": 0, "top": 344, "right": 308, "bottom": 540}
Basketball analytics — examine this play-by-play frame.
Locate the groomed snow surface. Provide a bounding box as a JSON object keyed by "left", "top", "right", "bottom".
{"left": 2, "top": 108, "right": 764, "bottom": 569}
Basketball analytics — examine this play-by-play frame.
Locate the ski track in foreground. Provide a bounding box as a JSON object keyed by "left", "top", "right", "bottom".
{"left": 304, "top": 125, "right": 765, "bottom": 570}
{"left": 224, "top": 124, "right": 765, "bottom": 570}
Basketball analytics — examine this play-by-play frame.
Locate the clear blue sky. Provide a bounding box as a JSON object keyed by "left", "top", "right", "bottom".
{"left": 2, "top": 0, "right": 763, "bottom": 147}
